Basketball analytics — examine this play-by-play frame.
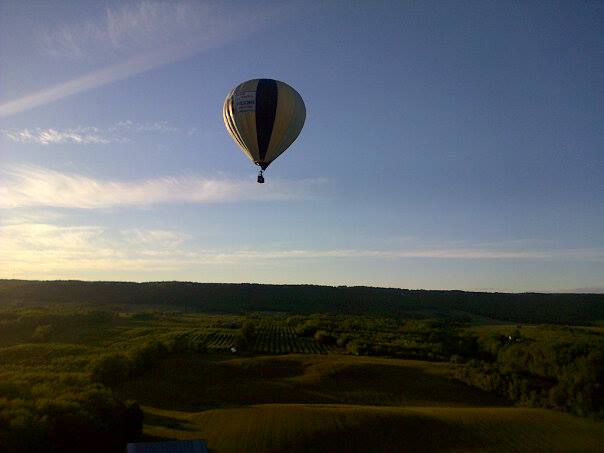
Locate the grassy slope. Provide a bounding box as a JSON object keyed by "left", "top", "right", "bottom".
{"left": 144, "top": 405, "right": 604, "bottom": 453}
{"left": 117, "top": 355, "right": 506, "bottom": 411}
{"left": 118, "top": 355, "right": 604, "bottom": 452}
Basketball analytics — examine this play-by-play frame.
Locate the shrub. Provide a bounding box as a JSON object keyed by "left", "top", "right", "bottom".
{"left": 314, "top": 330, "right": 336, "bottom": 346}
{"left": 89, "top": 354, "right": 131, "bottom": 388}
{"left": 295, "top": 322, "right": 319, "bottom": 337}
{"left": 0, "top": 388, "right": 143, "bottom": 453}
{"left": 450, "top": 354, "right": 464, "bottom": 364}
{"left": 336, "top": 334, "right": 353, "bottom": 348}
{"left": 241, "top": 322, "right": 256, "bottom": 342}
{"left": 31, "top": 325, "right": 53, "bottom": 342}
{"left": 129, "top": 341, "right": 169, "bottom": 376}
{"left": 346, "top": 340, "right": 369, "bottom": 356}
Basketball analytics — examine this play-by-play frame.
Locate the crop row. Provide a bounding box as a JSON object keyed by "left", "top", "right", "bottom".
{"left": 173, "top": 324, "right": 337, "bottom": 355}
{"left": 206, "top": 332, "right": 237, "bottom": 349}
{"left": 251, "top": 324, "right": 331, "bottom": 355}
{"left": 173, "top": 330, "right": 237, "bottom": 351}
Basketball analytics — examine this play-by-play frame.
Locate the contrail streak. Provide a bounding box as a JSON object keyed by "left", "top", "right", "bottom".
{"left": 0, "top": 2, "right": 303, "bottom": 118}
{"left": 0, "top": 47, "right": 187, "bottom": 118}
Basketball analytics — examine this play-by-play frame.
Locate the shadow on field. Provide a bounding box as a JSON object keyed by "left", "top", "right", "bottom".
{"left": 139, "top": 433, "right": 176, "bottom": 442}
{"left": 309, "top": 362, "right": 507, "bottom": 407}
{"left": 144, "top": 412, "right": 197, "bottom": 432}
{"left": 117, "top": 354, "right": 508, "bottom": 412}
{"left": 279, "top": 410, "right": 480, "bottom": 453}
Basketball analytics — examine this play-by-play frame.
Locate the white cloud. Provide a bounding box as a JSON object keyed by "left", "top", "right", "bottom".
{"left": 109, "top": 120, "right": 178, "bottom": 133}
{"left": 121, "top": 228, "right": 188, "bottom": 249}
{"left": 177, "top": 248, "right": 604, "bottom": 261}
{"left": 0, "top": 222, "right": 156, "bottom": 276}
{"left": 42, "top": 1, "right": 218, "bottom": 60}
{"left": 2, "top": 223, "right": 105, "bottom": 252}
{"left": 0, "top": 1, "right": 305, "bottom": 117}
{"left": 3, "top": 128, "right": 110, "bottom": 145}
{"left": 0, "top": 211, "right": 64, "bottom": 225}
{"left": 2, "top": 215, "right": 603, "bottom": 280}
{"left": 0, "top": 165, "right": 327, "bottom": 209}
{"left": 3, "top": 121, "right": 179, "bottom": 145}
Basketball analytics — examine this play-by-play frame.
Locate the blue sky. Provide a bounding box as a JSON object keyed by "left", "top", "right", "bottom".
{"left": 1, "top": 0, "right": 603, "bottom": 291}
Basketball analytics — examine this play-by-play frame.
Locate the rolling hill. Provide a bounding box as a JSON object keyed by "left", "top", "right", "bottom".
{"left": 125, "top": 354, "right": 604, "bottom": 452}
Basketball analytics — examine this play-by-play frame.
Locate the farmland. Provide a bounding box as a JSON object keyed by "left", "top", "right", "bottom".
{"left": 117, "top": 353, "right": 604, "bottom": 451}
{"left": 165, "top": 321, "right": 335, "bottom": 355}
{"left": 0, "top": 281, "right": 603, "bottom": 452}
{"left": 143, "top": 403, "right": 604, "bottom": 453}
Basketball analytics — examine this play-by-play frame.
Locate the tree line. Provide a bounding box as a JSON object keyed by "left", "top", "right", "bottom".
{"left": 2, "top": 280, "right": 603, "bottom": 325}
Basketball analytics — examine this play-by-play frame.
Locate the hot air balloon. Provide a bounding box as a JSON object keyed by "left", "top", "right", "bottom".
{"left": 223, "top": 79, "right": 306, "bottom": 183}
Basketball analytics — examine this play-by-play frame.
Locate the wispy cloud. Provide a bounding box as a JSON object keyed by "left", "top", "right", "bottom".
{"left": 0, "top": 222, "right": 140, "bottom": 276}
{"left": 3, "top": 121, "right": 179, "bottom": 145}
{"left": 182, "top": 248, "right": 604, "bottom": 261}
{"left": 0, "top": 165, "right": 327, "bottom": 208}
{"left": 109, "top": 120, "right": 178, "bottom": 133}
{"left": 3, "top": 218, "right": 604, "bottom": 279}
{"left": 42, "top": 1, "right": 218, "bottom": 60}
{"left": 3, "top": 128, "right": 110, "bottom": 145}
{"left": 0, "top": 1, "right": 305, "bottom": 117}
{"left": 121, "top": 228, "right": 188, "bottom": 249}
{"left": 0, "top": 53, "right": 182, "bottom": 117}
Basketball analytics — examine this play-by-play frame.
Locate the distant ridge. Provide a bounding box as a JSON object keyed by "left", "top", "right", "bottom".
{"left": 1, "top": 279, "right": 603, "bottom": 325}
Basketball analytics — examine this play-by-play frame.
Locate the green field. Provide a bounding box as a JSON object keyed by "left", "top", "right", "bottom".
{"left": 144, "top": 404, "right": 604, "bottom": 453}
{"left": 117, "top": 355, "right": 506, "bottom": 410}
{"left": 132, "top": 355, "right": 604, "bottom": 452}
{"left": 1, "top": 298, "right": 603, "bottom": 452}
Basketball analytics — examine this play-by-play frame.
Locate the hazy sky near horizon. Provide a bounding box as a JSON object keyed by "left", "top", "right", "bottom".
{"left": 1, "top": 1, "right": 603, "bottom": 292}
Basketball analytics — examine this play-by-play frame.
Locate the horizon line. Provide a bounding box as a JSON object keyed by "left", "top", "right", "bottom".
{"left": 2, "top": 277, "right": 602, "bottom": 295}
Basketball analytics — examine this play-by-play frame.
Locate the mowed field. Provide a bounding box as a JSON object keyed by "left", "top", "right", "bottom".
{"left": 118, "top": 354, "right": 604, "bottom": 452}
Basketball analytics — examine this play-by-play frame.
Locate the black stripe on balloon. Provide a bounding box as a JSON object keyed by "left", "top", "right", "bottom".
{"left": 255, "top": 79, "right": 278, "bottom": 162}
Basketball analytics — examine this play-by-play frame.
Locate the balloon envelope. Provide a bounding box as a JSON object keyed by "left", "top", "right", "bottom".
{"left": 223, "top": 79, "right": 306, "bottom": 170}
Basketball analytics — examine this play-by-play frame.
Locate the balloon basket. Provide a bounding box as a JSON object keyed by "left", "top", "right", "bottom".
{"left": 257, "top": 171, "right": 265, "bottom": 184}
